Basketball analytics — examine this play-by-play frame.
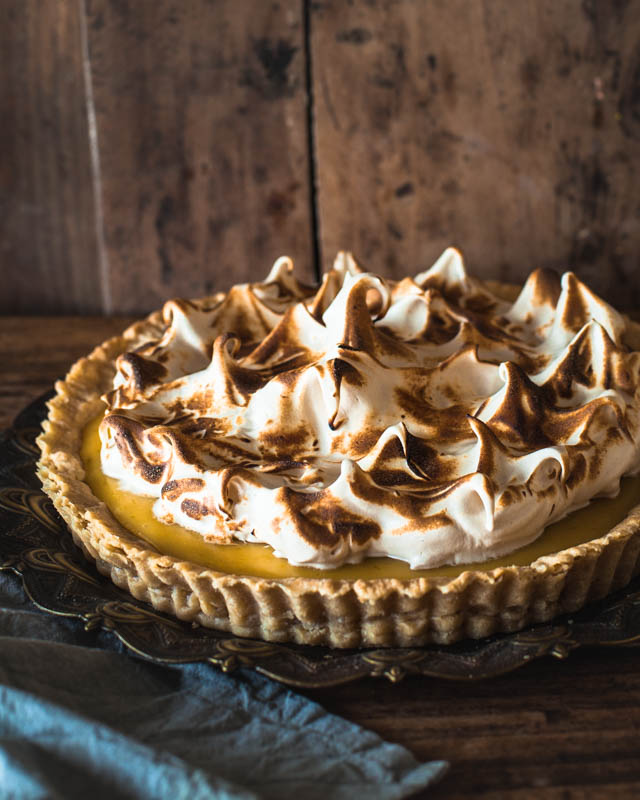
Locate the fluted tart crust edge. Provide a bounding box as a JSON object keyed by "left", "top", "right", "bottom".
{"left": 36, "top": 290, "right": 640, "bottom": 648}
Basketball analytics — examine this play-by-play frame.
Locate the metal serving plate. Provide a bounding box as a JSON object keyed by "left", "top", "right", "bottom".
{"left": 2, "top": 393, "right": 640, "bottom": 688}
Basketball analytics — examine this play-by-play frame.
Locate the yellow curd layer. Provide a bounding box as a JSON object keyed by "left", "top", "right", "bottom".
{"left": 82, "top": 414, "right": 640, "bottom": 580}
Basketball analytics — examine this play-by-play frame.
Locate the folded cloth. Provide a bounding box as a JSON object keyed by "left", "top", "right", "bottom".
{"left": 0, "top": 575, "right": 447, "bottom": 799}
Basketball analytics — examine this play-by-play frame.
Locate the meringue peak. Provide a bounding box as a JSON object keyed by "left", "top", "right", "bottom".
{"left": 100, "top": 250, "right": 640, "bottom": 569}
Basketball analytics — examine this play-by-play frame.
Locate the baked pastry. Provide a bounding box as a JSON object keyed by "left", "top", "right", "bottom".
{"left": 37, "top": 250, "right": 640, "bottom": 647}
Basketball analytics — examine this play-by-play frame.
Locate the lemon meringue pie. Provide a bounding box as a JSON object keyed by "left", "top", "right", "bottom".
{"left": 37, "top": 250, "right": 640, "bottom": 647}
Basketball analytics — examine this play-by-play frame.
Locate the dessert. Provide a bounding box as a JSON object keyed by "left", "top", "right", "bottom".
{"left": 37, "top": 250, "right": 640, "bottom": 647}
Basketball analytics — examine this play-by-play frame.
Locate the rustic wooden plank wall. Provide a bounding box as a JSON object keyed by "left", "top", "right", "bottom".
{"left": 2, "top": 0, "right": 639, "bottom": 314}
{"left": 85, "top": 0, "right": 314, "bottom": 314}
{"left": 310, "top": 0, "right": 640, "bottom": 306}
{"left": 1, "top": 0, "right": 102, "bottom": 313}
{"left": 1, "top": 0, "right": 314, "bottom": 314}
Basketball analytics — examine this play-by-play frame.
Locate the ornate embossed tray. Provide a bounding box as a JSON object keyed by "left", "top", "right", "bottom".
{"left": 2, "top": 393, "right": 640, "bottom": 688}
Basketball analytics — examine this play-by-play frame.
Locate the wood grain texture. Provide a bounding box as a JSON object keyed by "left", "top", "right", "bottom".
{"left": 310, "top": 0, "right": 640, "bottom": 311}
{"left": 85, "top": 0, "right": 314, "bottom": 314}
{"left": 0, "top": 0, "right": 102, "bottom": 314}
{"left": 4, "top": 315, "right": 640, "bottom": 798}
{"left": 304, "top": 647, "right": 640, "bottom": 799}
{"left": 0, "top": 316, "right": 134, "bottom": 430}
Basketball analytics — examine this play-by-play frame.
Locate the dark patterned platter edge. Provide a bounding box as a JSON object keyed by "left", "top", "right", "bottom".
{"left": 1, "top": 393, "right": 640, "bottom": 688}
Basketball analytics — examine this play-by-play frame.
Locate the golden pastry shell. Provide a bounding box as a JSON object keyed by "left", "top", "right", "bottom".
{"left": 36, "top": 283, "right": 640, "bottom": 647}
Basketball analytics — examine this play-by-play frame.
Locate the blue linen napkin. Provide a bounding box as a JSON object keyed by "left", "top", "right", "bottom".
{"left": 0, "top": 575, "right": 447, "bottom": 799}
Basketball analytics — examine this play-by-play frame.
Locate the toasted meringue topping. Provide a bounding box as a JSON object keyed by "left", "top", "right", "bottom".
{"left": 99, "top": 249, "right": 640, "bottom": 569}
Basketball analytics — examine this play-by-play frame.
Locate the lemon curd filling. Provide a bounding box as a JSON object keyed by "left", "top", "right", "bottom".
{"left": 83, "top": 414, "right": 640, "bottom": 580}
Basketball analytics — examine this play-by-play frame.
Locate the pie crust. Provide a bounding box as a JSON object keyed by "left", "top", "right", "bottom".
{"left": 36, "top": 284, "right": 640, "bottom": 648}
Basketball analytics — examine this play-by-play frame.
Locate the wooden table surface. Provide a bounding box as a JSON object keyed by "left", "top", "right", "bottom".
{"left": 2, "top": 315, "right": 640, "bottom": 798}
